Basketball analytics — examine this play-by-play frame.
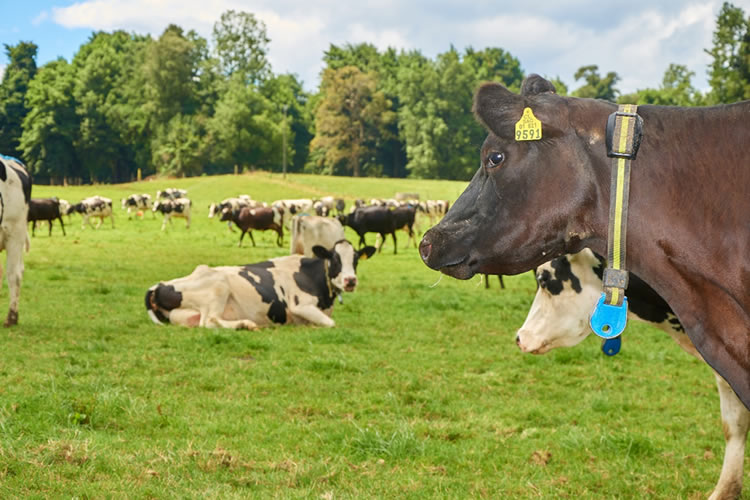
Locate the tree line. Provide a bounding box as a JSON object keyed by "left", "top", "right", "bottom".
{"left": 0, "top": 3, "right": 748, "bottom": 184}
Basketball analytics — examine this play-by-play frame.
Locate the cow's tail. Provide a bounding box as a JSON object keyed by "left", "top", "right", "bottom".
{"left": 145, "top": 283, "right": 180, "bottom": 325}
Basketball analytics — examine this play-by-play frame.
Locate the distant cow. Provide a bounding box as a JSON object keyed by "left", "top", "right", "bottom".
{"left": 156, "top": 188, "right": 187, "bottom": 200}
{"left": 516, "top": 249, "right": 747, "bottom": 500}
{"left": 313, "top": 196, "right": 336, "bottom": 217}
{"left": 153, "top": 197, "right": 192, "bottom": 230}
{"left": 58, "top": 199, "right": 72, "bottom": 221}
{"left": 145, "top": 240, "right": 376, "bottom": 329}
{"left": 0, "top": 155, "right": 32, "bottom": 326}
{"left": 28, "top": 197, "right": 65, "bottom": 236}
{"left": 339, "top": 205, "right": 398, "bottom": 254}
{"left": 290, "top": 215, "right": 346, "bottom": 257}
{"left": 220, "top": 206, "right": 283, "bottom": 247}
{"left": 272, "top": 198, "right": 313, "bottom": 228}
{"left": 391, "top": 204, "right": 418, "bottom": 248}
{"left": 72, "top": 196, "right": 114, "bottom": 229}
{"left": 121, "top": 193, "right": 153, "bottom": 219}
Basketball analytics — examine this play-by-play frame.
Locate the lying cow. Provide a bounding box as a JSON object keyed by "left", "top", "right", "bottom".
{"left": 290, "top": 215, "right": 345, "bottom": 257}
{"left": 71, "top": 196, "right": 114, "bottom": 229}
{"left": 517, "top": 249, "right": 747, "bottom": 500}
{"left": 220, "top": 206, "right": 283, "bottom": 247}
{"left": 145, "top": 240, "right": 376, "bottom": 329}
{"left": 0, "top": 155, "right": 31, "bottom": 326}
{"left": 122, "top": 193, "right": 153, "bottom": 219}
{"left": 153, "top": 197, "right": 192, "bottom": 230}
{"left": 28, "top": 197, "right": 65, "bottom": 237}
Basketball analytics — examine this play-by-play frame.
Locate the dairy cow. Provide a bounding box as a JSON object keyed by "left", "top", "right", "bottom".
{"left": 517, "top": 249, "right": 748, "bottom": 500}
{"left": 153, "top": 197, "right": 191, "bottom": 230}
{"left": 272, "top": 198, "right": 313, "bottom": 229}
{"left": 220, "top": 205, "right": 283, "bottom": 247}
{"left": 72, "top": 196, "right": 114, "bottom": 229}
{"left": 0, "top": 155, "right": 31, "bottom": 326}
{"left": 28, "top": 197, "right": 65, "bottom": 236}
{"left": 290, "top": 215, "right": 345, "bottom": 257}
{"left": 339, "top": 205, "right": 399, "bottom": 254}
{"left": 145, "top": 240, "right": 376, "bottom": 329}
{"left": 122, "top": 193, "right": 153, "bottom": 219}
{"left": 156, "top": 188, "right": 187, "bottom": 200}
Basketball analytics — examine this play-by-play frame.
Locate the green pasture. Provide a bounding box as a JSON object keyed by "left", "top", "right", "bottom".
{"left": 0, "top": 173, "right": 727, "bottom": 498}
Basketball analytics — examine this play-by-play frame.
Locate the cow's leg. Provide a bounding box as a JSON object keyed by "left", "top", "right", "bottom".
{"left": 160, "top": 215, "right": 168, "bottom": 231}
{"left": 81, "top": 214, "right": 89, "bottom": 229}
{"left": 4, "top": 235, "right": 24, "bottom": 327}
{"left": 110, "top": 214, "right": 115, "bottom": 228}
{"left": 709, "top": 373, "right": 750, "bottom": 500}
{"left": 289, "top": 305, "right": 335, "bottom": 327}
{"left": 30, "top": 221, "right": 36, "bottom": 237}
{"left": 58, "top": 217, "right": 66, "bottom": 236}
{"left": 238, "top": 230, "right": 246, "bottom": 248}
{"left": 248, "top": 231, "right": 256, "bottom": 247}
{"left": 47, "top": 220, "right": 53, "bottom": 236}
{"left": 359, "top": 233, "right": 366, "bottom": 249}
{"left": 391, "top": 232, "right": 397, "bottom": 254}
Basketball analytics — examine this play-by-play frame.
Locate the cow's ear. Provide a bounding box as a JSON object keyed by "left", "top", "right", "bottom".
{"left": 520, "top": 74, "right": 556, "bottom": 96}
{"left": 473, "top": 82, "right": 525, "bottom": 139}
{"left": 312, "top": 245, "right": 332, "bottom": 260}
{"left": 358, "top": 246, "right": 376, "bottom": 261}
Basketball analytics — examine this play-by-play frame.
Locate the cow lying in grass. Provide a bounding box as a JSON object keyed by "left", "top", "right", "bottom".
{"left": 145, "top": 240, "right": 375, "bottom": 329}
{"left": 517, "top": 249, "right": 747, "bottom": 500}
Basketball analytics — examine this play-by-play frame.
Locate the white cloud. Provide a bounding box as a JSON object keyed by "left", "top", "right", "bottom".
{"left": 32, "top": 11, "right": 49, "bottom": 26}
{"left": 45, "top": 0, "right": 750, "bottom": 93}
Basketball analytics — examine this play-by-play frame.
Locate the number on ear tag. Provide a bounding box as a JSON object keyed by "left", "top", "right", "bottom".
{"left": 590, "top": 293, "right": 628, "bottom": 339}
{"left": 515, "top": 107, "right": 542, "bottom": 141}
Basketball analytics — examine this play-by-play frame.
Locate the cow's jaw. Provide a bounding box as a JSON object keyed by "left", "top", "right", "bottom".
{"left": 329, "top": 242, "right": 359, "bottom": 293}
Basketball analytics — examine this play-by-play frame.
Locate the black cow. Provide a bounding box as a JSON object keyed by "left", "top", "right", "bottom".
{"left": 28, "top": 197, "right": 65, "bottom": 236}
{"left": 338, "top": 205, "right": 398, "bottom": 254}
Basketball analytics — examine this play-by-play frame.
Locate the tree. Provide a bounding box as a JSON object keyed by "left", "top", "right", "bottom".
{"left": 212, "top": 10, "right": 270, "bottom": 85}
{"left": 310, "top": 66, "right": 394, "bottom": 177}
{"left": 572, "top": 65, "right": 620, "bottom": 101}
{"left": 0, "top": 42, "right": 38, "bottom": 157}
{"left": 706, "top": 2, "right": 750, "bottom": 103}
{"left": 463, "top": 46, "right": 524, "bottom": 91}
{"left": 151, "top": 113, "right": 207, "bottom": 177}
{"left": 619, "top": 64, "right": 704, "bottom": 106}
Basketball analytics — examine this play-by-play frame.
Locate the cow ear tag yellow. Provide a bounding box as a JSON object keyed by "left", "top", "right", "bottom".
{"left": 515, "top": 107, "right": 542, "bottom": 141}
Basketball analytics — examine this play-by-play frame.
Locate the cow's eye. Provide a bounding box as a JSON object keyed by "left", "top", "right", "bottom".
{"left": 487, "top": 152, "right": 504, "bottom": 167}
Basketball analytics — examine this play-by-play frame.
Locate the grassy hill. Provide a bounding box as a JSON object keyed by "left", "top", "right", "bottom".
{"left": 0, "top": 173, "right": 724, "bottom": 498}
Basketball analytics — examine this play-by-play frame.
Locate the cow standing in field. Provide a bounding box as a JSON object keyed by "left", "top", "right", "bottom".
{"left": 313, "top": 196, "right": 336, "bottom": 217}
{"left": 208, "top": 195, "right": 266, "bottom": 232}
{"left": 339, "top": 205, "right": 398, "bottom": 254}
{"left": 290, "top": 215, "right": 346, "bottom": 257}
{"left": 517, "top": 249, "right": 748, "bottom": 500}
{"left": 122, "top": 194, "right": 153, "bottom": 219}
{"left": 156, "top": 188, "right": 187, "bottom": 200}
{"left": 0, "top": 155, "right": 32, "bottom": 326}
{"left": 145, "top": 240, "right": 376, "bottom": 329}
{"left": 220, "top": 205, "right": 284, "bottom": 247}
{"left": 28, "top": 197, "right": 65, "bottom": 236}
{"left": 72, "top": 196, "right": 114, "bottom": 229}
{"left": 272, "top": 199, "right": 313, "bottom": 229}
{"left": 153, "top": 198, "right": 192, "bottom": 230}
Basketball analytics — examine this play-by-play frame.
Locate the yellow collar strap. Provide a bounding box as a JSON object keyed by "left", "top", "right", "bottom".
{"left": 603, "top": 104, "right": 643, "bottom": 306}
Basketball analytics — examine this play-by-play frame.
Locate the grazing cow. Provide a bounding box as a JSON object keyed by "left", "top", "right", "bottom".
{"left": 58, "top": 199, "right": 72, "bottom": 221}
{"left": 517, "top": 249, "right": 748, "bottom": 500}
{"left": 156, "top": 188, "right": 187, "bottom": 200}
{"left": 28, "top": 197, "right": 65, "bottom": 236}
{"left": 335, "top": 198, "right": 346, "bottom": 215}
{"left": 338, "top": 205, "right": 398, "bottom": 254}
{"left": 419, "top": 74, "right": 750, "bottom": 410}
{"left": 290, "top": 215, "right": 346, "bottom": 257}
{"left": 313, "top": 196, "right": 336, "bottom": 217}
{"left": 145, "top": 240, "right": 376, "bottom": 329}
{"left": 272, "top": 199, "right": 313, "bottom": 228}
{"left": 72, "top": 196, "right": 114, "bottom": 229}
{"left": 220, "top": 205, "right": 283, "bottom": 247}
{"left": 208, "top": 195, "right": 263, "bottom": 232}
{"left": 0, "top": 155, "right": 32, "bottom": 326}
{"left": 153, "top": 197, "right": 191, "bottom": 230}
{"left": 121, "top": 193, "right": 153, "bottom": 219}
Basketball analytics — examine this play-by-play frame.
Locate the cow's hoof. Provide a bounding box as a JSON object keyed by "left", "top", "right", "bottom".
{"left": 4, "top": 310, "right": 18, "bottom": 327}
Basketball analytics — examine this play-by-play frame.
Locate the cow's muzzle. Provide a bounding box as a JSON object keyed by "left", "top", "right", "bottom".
{"left": 420, "top": 230, "right": 475, "bottom": 279}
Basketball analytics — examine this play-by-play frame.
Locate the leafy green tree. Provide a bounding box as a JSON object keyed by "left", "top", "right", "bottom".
{"left": 618, "top": 64, "right": 704, "bottom": 106}
{"left": 212, "top": 10, "right": 270, "bottom": 85}
{"left": 463, "top": 46, "right": 524, "bottom": 91}
{"left": 706, "top": 2, "right": 750, "bottom": 103}
{"left": 0, "top": 42, "right": 38, "bottom": 157}
{"left": 151, "top": 113, "right": 207, "bottom": 177}
{"left": 572, "top": 65, "right": 620, "bottom": 101}
{"left": 311, "top": 66, "right": 394, "bottom": 177}
{"left": 19, "top": 58, "right": 79, "bottom": 183}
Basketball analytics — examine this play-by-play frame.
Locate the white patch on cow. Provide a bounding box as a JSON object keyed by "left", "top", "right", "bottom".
{"left": 330, "top": 241, "right": 358, "bottom": 292}
{"left": 147, "top": 308, "right": 163, "bottom": 325}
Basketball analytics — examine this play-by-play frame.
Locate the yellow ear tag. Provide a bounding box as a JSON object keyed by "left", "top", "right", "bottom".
{"left": 359, "top": 253, "right": 368, "bottom": 261}
{"left": 515, "top": 107, "right": 542, "bottom": 141}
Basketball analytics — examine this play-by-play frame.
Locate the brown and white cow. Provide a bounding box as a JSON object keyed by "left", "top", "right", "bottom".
{"left": 0, "top": 155, "right": 31, "bottom": 326}
{"left": 220, "top": 205, "right": 283, "bottom": 247}
{"left": 153, "top": 197, "right": 191, "bottom": 230}
{"left": 290, "top": 215, "right": 346, "bottom": 257}
{"left": 72, "top": 196, "right": 114, "bottom": 229}
{"left": 145, "top": 240, "right": 376, "bottom": 329}
{"left": 517, "top": 249, "right": 748, "bottom": 500}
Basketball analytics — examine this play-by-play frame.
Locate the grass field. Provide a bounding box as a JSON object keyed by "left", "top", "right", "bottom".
{"left": 0, "top": 172, "right": 731, "bottom": 498}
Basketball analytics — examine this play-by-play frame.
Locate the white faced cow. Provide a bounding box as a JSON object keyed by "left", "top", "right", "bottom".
{"left": 72, "top": 196, "right": 114, "bottom": 229}
{"left": 290, "top": 215, "right": 346, "bottom": 257}
{"left": 517, "top": 249, "right": 748, "bottom": 500}
{"left": 0, "top": 155, "right": 31, "bottom": 326}
{"left": 122, "top": 193, "right": 153, "bottom": 219}
{"left": 145, "top": 240, "right": 376, "bottom": 329}
{"left": 153, "top": 197, "right": 192, "bottom": 230}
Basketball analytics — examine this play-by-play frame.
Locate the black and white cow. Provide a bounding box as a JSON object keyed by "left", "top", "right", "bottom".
{"left": 272, "top": 198, "right": 314, "bottom": 229}
{"left": 0, "top": 155, "right": 32, "bottom": 326}
{"left": 156, "top": 188, "right": 187, "bottom": 200}
{"left": 290, "top": 215, "right": 346, "bottom": 257}
{"left": 145, "top": 240, "right": 376, "bottom": 329}
{"left": 122, "top": 193, "right": 153, "bottom": 219}
{"left": 153, "top": 197, "right": 192, "bottom": 230}
{"left": 72, "top": 196, "right": 114, "bottom": 229}
{"left": 517, "top": 249, "right": 748, "bottom": 500}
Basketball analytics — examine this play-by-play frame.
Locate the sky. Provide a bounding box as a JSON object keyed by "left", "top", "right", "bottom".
{"left": 2, "top": 0, "right": 750, "bottom": 95}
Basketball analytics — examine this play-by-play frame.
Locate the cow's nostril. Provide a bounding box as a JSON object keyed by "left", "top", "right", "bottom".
{"left": 419, "top": 240, "right": 432, "bottom": 262}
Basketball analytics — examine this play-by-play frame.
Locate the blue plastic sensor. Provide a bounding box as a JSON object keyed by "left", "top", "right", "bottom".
{"left": 601, "top": 337, "right": 621, "bottom": 356}
{"left": 590, "top": 293, "right": 628, "bottom": 339}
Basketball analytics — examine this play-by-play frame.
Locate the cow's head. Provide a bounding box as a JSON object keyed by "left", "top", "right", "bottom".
{"left": 420, "top": 74, "right": 612, "bottom": 278}
{"left": 516, "top": 249, "right": 603, "bottom": 354}
{"left": 313, "top": 240, "right": 376, "bottom": 293}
